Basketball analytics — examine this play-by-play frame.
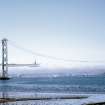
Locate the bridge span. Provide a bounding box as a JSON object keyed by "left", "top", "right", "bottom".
{"left": 0, "top": 38, "right": 39, "bottom": 80}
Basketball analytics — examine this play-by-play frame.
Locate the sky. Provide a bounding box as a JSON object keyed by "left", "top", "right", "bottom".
{"left": 0, "top": 0, "right": 105, "bottom": 68}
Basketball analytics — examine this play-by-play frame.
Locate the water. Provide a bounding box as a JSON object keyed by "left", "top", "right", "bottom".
{"left": 0, "top": 76, "right": 105, "bottom": 93}
{"left": 0, "top": 75, "right": 105, "bottom": 105}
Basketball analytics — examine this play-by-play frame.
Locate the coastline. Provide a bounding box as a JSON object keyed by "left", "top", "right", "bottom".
{"left": 0, "top": 93, "right": 105, "bottom": 105}
{"left": 86, "top": 102, "right": 105, "bottom": 105}
{"left": 0, "top": 97, "right": 105, "bottom": 105}
{"left": 0, "top": 95, "right": 87, "bottom": 103}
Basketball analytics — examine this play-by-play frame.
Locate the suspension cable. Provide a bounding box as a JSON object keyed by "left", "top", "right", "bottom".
{"left": 8, "top": 39, "right": 105, "bottom": 63}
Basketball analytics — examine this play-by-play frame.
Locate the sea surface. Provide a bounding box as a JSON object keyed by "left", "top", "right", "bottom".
{"left": 0, "top": 75, "right": 105, "bottom": 105}
{"left": 0, "top": 76, "right": 105, "bottom": 93}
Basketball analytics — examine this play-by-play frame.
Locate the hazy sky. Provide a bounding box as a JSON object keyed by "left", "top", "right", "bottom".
{"left": 0, "top": 0, "right": 105, "bottom": 68}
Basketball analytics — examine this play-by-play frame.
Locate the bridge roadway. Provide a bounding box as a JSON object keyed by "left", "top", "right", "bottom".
{"left": 0, "top": 63, "right": 39, "bottom": 67}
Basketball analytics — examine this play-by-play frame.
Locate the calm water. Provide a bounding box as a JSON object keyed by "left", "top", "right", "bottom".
{"left": 0, "top": 76, "right": 105, "bottom": 93}
{"left": 0, "top": 76, "right": 105, "bottom": 105}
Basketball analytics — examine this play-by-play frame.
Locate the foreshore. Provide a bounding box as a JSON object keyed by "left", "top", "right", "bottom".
{"left": 0, "top": 95, "right": 87, "bottom": 103}
{"left": 0, "top": 97, "right": 105, "bottom": 105}
{"left": 86, "top": 102, "right": 105, "bottom": 105}
{"left": 0, "top": 93, "right": 105, "bottom": 105}
{"left": 0, "top": 98, "right": 105, "bottom": 105}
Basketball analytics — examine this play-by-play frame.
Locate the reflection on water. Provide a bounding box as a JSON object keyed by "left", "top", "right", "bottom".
{"left": 0, "top": 90, "right": 82, "bottom": 105}
{"left": 0, "top": 83, "right": 84, "bottom": 105}
{"left": 0, "top": 80, "right": 9, "bottom": 105}
{"left": 0, "top": 77, "right": 105, "bottom": 105}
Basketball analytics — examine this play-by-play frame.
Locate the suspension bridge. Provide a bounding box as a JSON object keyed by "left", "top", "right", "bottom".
{"left": 0, "top": 38, "right": 39, "bottom": 80}
{"left": 0, "top": 38, "right": 105, "bottom": 80}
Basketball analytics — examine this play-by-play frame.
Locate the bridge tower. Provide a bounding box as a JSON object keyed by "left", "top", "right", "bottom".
{"left": 0, "top": 38, "right": 9, "bottom": 80}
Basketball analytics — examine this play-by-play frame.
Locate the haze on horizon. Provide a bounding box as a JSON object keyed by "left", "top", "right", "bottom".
{"left": 0, "top": 0, "right": 105, "bottom": 68}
